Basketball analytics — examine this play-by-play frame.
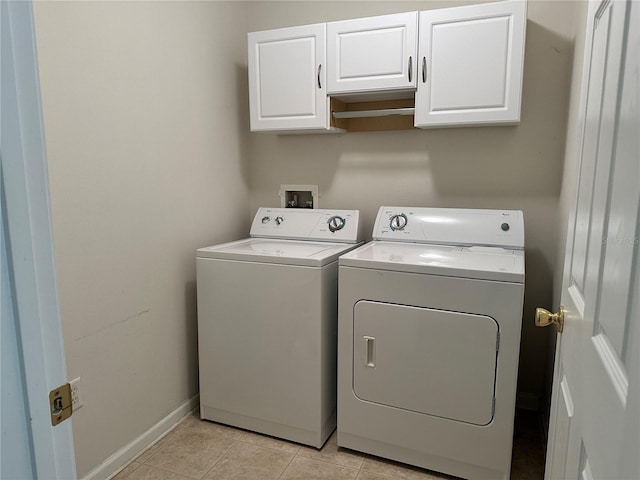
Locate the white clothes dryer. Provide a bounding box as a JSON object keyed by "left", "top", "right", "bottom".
{"left": 197, "top": 207, "right": 361, "bottom": 448}
{"left": 337, "top": 206, "right": 525, "bottom": 479}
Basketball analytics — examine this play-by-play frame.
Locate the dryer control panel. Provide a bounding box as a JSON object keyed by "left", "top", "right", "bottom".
{"left": 372, "top": 206, "right": 524, "bottom": 248}
{"left": 250, "top": 207, "right": 361, "bottom": 243}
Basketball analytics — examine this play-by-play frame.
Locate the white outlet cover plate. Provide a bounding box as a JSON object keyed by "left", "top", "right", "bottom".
{"left": 70, "top": 377, "right": 83, "bottom": 410}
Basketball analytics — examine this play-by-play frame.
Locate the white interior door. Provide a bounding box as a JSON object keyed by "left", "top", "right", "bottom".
{"left": 544, "top": 1, "right": 639, "bottom": 479}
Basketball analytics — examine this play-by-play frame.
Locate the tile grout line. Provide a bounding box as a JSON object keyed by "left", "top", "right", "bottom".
{"left": 134, "top": 428, "right": 180, "bottom": 466}
{"left": 199, "top": 437, "right": 240, "bottom": 480}
{"left": 136, "top": 462, "right": 199, "bottom": 480}
{"left": 234, "top": 433, "right": 301, "bottom": 456}
{"left": 276, "top": 447, "right": 298, "bottom": 480}
{"left": 137, "top": 417, "right": 238, "bottom": 480}
{"left": 294, "top": 452, "right": 363, "bottom": 473}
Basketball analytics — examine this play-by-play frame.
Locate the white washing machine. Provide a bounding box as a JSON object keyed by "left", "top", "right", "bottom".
{"left": 197, "top": 207, "right": 361, "bottom": 448}
{"left": 337, "top": 206, "right": 525, "bottom": 480}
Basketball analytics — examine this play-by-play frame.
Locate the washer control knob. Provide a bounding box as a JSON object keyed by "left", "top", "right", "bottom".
{"left": 261, "top": 216, "right": 270, "bottom": 224}
{"left": 501, "top": 222, "right": 510, "bottom": 232}
{"left": 390, "top": 213, "right": 408, "bottom": 231}
{"left": 275, "top": 216, "right": 284, "bottom": 226}
{"left": 328, "top": 216, "right": 346, "bottom": 233}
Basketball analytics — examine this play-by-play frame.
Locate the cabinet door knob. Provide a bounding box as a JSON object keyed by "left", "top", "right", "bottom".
{"left": 408, "top": 56, "right": 413, "bottom": 83}
{"left": 317, "top": 64, "right": 322, "bottom": 89}
{"left": 422, "top": 57, "right": 427, "bottom": 83}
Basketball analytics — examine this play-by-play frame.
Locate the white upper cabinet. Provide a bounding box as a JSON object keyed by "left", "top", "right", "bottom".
{"left": 248, "top": 23, "right": 328, "bottom": 132}
{"left": 246, "top": 1, "right": 527, "bottom": 133}
{"left": 327, "top": 12, "right": 418, "bottom": 95}
{"left": 414, "top": 1, "right": 527, "bottom": 128}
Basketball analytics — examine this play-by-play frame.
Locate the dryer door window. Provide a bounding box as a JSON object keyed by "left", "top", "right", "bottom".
{"left": 353, "top": 300, "right": 498, "bottom": 425}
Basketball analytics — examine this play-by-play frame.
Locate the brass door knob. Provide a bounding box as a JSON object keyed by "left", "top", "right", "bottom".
{"left": 535, "top": 306, "right": 565, "bottom": 333}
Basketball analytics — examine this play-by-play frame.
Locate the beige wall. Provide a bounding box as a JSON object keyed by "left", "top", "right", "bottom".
{"left": 247, "top": 0, "right": 576, "bottom": 406}
{"left": 32, "top": 0, "right": 581, "bottom": 475}
{"left": 33, "top": 1, "right": 250, "bottom": 476}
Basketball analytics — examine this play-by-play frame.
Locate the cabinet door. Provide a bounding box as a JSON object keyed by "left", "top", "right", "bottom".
{"left": 327, "top": 12, "right": 418, "bottom": 95}
{"left": 248, "top": 24, "right": 327, "bottom": 132}
{"left": 415, "top": 1, "right": 526, "bottom": 128}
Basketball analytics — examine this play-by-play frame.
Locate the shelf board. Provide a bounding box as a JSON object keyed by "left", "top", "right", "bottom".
{"left": 332, "top": 107, "right": 415, "bottom": 119}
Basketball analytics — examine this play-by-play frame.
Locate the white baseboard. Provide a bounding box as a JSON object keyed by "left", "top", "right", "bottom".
{"left": 82, "top": 394, "right": 199, "bottom": 480}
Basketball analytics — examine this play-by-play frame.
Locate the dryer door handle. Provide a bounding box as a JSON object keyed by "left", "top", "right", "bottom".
{"left": 364, "top": 336, "right": 376, "bottom": 367}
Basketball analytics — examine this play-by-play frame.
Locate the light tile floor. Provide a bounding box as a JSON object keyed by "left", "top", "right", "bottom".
{"left": 113, "top": 410, "right": 544, "bottom": 480}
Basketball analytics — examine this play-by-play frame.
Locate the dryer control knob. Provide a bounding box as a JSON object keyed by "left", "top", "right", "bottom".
{"left": 275, "top": 216, "right": 284, "bottom": 225}
{"left": 501, "top": 222, "right": 510, "bottom": 231}
{"left": 261, "top": 216, "right": 270, "bottom": 224}
{"left": 328, "top": 216, "right": 346, "bottom": 232}
{"left": 390, "top": 214, "right": 408, "bottom": 231}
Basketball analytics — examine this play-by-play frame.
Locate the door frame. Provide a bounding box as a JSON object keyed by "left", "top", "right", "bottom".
{"left": 1, "top": 1, "right": 76, "bottom": 477}
{"left": 546, "top": 5, "right": 599, "bottom": 465}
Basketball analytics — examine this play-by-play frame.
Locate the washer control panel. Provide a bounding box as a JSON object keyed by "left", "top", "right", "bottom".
{"left": 251, "top": 208, "right": 360, "bottom": 243}
{"left": 373, "top": 206, "right": 524, "bottom": 248}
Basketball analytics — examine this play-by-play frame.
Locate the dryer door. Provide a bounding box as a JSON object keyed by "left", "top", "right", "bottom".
{"left": 353, "top": 300, "right": 498, "bottom": 425}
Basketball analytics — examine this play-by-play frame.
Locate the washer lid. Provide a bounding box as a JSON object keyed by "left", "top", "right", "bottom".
{"left": 197, "top": 238, "right": 361, "bottom": 267}
{"left": 339, "top": 241, "right": 524, "bottom": 282}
